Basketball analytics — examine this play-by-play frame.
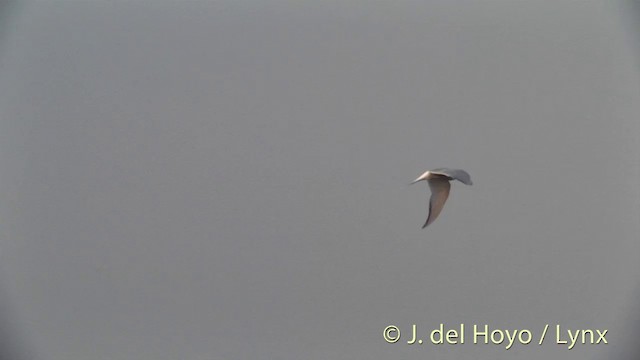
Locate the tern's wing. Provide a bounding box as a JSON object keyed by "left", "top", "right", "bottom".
{"left": 423, "top": 177, "right": 451, "bottom": 228}
{"left": 430, "top": 168, "right": 472, "bottom": 185}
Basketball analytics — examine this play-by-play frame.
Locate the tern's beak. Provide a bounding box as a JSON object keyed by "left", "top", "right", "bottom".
{"left": 410, "top": 171, "right": 430, "bottom": 185}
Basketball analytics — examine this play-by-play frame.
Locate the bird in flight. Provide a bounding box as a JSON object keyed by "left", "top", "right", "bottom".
{"left": 410, "top": 168, "right": 472, "bottom": 228}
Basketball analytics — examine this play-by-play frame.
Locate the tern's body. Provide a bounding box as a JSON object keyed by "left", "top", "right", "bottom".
{"left": 411, "top": 168, "right": 472, "bottom": 228}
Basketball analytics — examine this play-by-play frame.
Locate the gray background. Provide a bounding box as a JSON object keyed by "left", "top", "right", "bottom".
{"left": 0, "top": 1, "right": 639, "bottom": 359}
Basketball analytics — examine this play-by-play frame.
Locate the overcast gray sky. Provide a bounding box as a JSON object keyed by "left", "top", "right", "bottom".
{"left": 0, "top": 1, "right": 639, "bottom": 359}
